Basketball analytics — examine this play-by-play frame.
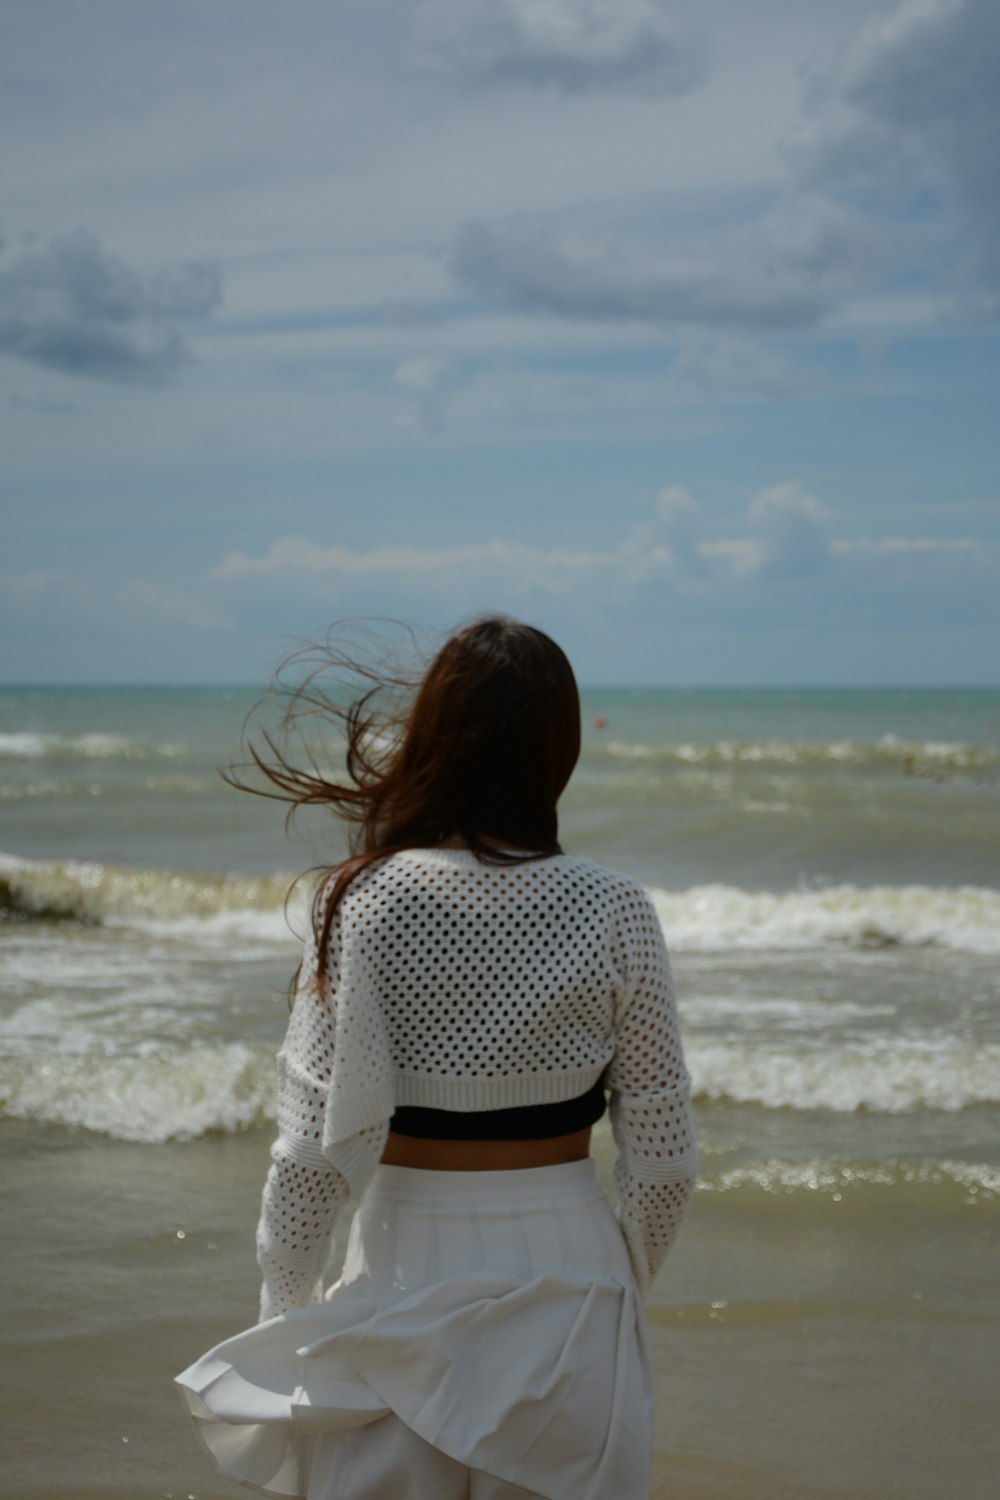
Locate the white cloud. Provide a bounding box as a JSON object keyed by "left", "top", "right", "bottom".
{"left": 416, "top": 0, "right": 709, "bottom": 97}
{"left": 749, "top": 481, "right": 832, "bottom": 578}
{"left": 833, "top": 535, "right": 982, "bottom": 555}
{"left": 658, "top": 485, "right": 710, "bottom": 566}
{"left": 211, "top": 535, "right": 604, "bottom": 596}
{"left": 622, "top": 484, "right": 709, "bottom": 578}
{"left": 208, "top": 485, "right": 996, "bottom": 612}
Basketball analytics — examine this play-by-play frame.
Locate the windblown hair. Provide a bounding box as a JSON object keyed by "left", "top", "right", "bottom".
{"left": 231, "top": 616, "right": 581, "bottom": 983}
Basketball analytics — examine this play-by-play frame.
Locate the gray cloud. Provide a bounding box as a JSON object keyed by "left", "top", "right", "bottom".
{"left": 416, "top": 0, "right": 709, "bottom": 97}
{"left": 452, "top": 196, "right": 884, "bottom": 332}
{"left": 0, "top": 230, "right": 222, "bottom": 382}
{"left": 791, "top": 0, "right": 1000, "bottom": 299}
{"left": 669, "top": 334, "right": 826, "bottom": 401}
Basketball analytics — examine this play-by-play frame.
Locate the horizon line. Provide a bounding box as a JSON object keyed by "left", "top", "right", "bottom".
{"left": 1, "top": 679, "right": 998, "bottom": 693}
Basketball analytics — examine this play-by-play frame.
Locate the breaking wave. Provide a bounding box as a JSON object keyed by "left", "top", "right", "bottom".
{"left": 2, "top": 853, "right": 998, "bottom": 954}
{"left": 688, "top": 1039, "right": 1000, "bottom": 1113}
{"left": 0, "top": 852, "right": 297, "bottom": 936}
{"left": 598, "top": 735, "right": 999, "bottom": 780}
{"left": 0, "top": 1043, "right": 274, "bottom": 1143}
{"left": 2, "top": 1033, "right": 997, "bottom": 1140}
{"left": 648, "top": 882, "right": 1000, "bottom": 954}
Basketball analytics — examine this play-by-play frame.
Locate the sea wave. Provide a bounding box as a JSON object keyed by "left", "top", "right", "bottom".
{"left": 0, "top": 1043, "right": 274, "bottom": 1142}
{"left": 3, "top": 1031, "right": 998, "bottom": 1141}
{"left": 3, "top": 852, "right": 998, "bottom": 955}
{"left": 649, "top": 882, "right": 1000, "bottom": 954}
{"left": 688, "top": 1039, "right": 1000, "bottom": 1113}
{"left": 0, "top": 852, "right": 297, "bottom": 935}
{"left": 598, "top": 735, "right": 999, "bottom": 779}
{"left": 0, "top": 731, "right": 186, "bottom": 761}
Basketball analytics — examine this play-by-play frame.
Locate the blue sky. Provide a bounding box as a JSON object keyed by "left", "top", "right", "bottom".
{"left": 2, "top": 0, "right": 998, "bottom": 685}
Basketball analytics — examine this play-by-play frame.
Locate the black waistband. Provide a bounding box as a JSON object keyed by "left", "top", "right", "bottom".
{"left": 389, "top": 1077, "right": 607, "bottom": 1141}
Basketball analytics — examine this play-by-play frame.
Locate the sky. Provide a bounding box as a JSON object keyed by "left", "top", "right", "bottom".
{"left": 2, "top": 0, "right": 998, "bottom": 686}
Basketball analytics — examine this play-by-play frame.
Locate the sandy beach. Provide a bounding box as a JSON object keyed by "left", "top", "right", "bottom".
{"left": 3, "top": 1121, "right": 996, "bottom": 1500}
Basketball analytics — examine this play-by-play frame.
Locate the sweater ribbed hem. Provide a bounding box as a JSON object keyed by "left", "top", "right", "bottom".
{"left": 393, "top": 1066, "right": 606, "bottom": 1112}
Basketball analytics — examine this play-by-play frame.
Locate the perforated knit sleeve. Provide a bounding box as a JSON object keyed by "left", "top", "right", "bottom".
{"left": 255, "top": 901, "right": 388, "bottom": 1322}
{"left": 605, "top": 884, "right": 697, "bottom": 1296}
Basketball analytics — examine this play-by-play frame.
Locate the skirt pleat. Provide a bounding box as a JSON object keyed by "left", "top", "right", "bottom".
{"left": 176, "top": 1159, "right": 653, "bottom": 1500}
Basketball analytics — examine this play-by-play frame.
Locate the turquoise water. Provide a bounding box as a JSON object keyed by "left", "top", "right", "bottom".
{"left": 1, "top": 683, "right": 998, "bottom": 1498}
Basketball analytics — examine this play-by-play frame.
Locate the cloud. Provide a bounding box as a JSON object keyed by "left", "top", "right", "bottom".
{"left": 791, "top": 0, "right": 1000, "bottom": 301}
{"left": 211, "top": 534, "right": 603, "bottom": 597}
{"left": 415, "top": 0, "right": 709, "bottom": 97}
{"left": 379, "top": 299, "right": 446, "bottom": 328}
{"left": 749, "top": 481, "right": 831, "bottom": 578}
{"left": 0, "top": 568, "right": 227, "bottom": 635}
{"left": 392, "top": 355, "right": 451, "bottom": 433}
{"left": 6, "top": 486, "right": 998, "bottom": 682}
{"left": 209, "top": 484, "right": 996, "bottom": 616}
{"left": 668, "top": 335, "right": 827, "bottom": 401}
{"left": 0, "top": 230, "right": 222, "bottom": 382}
{"left": 620, "top": 484, "right": 709, "bottom": 580}
{"left": 451, "top": 195, "right": 884, "bottom": 332}
{"left": 652, "top": 484, "right": 708, "bottom": 575}
{"left": 440, "top": 2, "right": 996, "bottom": 342}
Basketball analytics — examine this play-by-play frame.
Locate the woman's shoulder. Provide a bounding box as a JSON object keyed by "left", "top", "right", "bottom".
{"left": 376, "top": 846, "right": 651, "bottom": 908}
{"left": 541, "top": 849, "right": 653, "bottom": 902}
{"left": 332, "top": 846, "right": 653, "bottom": 922}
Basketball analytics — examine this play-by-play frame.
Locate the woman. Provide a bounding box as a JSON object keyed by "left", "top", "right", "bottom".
{"left": 176, "top": 616, "right": 697, "bottom": 1500}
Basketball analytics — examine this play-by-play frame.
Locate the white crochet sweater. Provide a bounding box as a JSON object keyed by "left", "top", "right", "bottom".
{"left": 257, "top": 847, "right": 697, "bottom": 1319}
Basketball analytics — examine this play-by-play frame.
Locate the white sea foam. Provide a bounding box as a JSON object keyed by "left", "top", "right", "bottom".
{"left": 697, "top": 1157, "right": 1000, "bottom": 1199}
{"left": 0, "top": 731, "right": 184, "bottom": 760}
{"left": 684, "top": 995, "right": 899, "bottom": 1029}
{"left": 599, "top": 736, "right": 998, "bottom": 774}
{"left": 120, "top": 906, "right": 302, "bottom": 951}
{"left": 688, "top": 1039, "right": 1000, "bottom": 1113}
{"left": 0, "top": 1042, "right": 274, "bottom": 1142}
{"left": 649, "top": 882, "right": 1000, "bottom": 954}
{"left": 3, "top": 851, "right": 998, "bottom": 956}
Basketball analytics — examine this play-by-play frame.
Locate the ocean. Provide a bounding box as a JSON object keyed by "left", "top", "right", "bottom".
{"left": 1, "top": 683, "right": 998, "bottom": 1499}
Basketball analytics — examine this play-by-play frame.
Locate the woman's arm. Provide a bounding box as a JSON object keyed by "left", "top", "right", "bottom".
{"left": 255, "top": 898, "right": 387, "bottom": 1321}
{"left": 605, "top": 884, "right": 697, "bottom": 1296}
{"left": 255, "top": 915, "right": 346, "bottom": 1320}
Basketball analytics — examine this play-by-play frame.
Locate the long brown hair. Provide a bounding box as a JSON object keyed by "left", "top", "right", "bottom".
{"left": 232, "top": 616, "right": 581, "bottom": 982}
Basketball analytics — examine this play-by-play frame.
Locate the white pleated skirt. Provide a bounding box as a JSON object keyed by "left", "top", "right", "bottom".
{"left": 176, "top": 1159, "right": 653, "bottom": 1500}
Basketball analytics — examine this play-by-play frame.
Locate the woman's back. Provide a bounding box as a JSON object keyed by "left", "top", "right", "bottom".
{"left": 337, "top": 846, "right": 635, "bottom": 1099}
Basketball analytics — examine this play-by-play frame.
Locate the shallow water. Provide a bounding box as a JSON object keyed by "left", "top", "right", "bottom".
{"left": 3, "top": 1122, "right": 996, "bottom": 1500}
{"left": 2, "top": 684, "right": 998, "bottom": 1498}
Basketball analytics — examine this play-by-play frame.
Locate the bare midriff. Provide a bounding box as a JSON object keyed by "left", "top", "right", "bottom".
{"left": 380, "top": 1127, "right": 592, "bottom": 1171}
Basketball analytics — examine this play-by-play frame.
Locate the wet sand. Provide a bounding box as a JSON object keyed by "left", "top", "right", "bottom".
{"left": 2, "top": 1122, "right": 997, "bottom": 1500}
